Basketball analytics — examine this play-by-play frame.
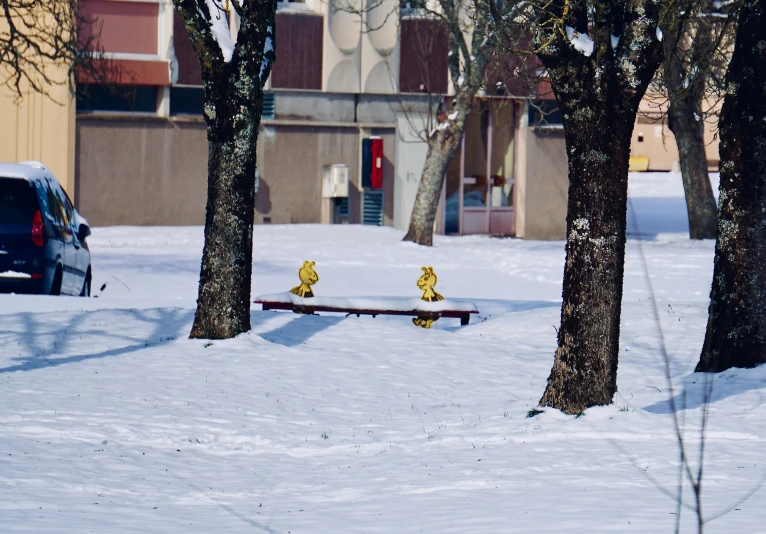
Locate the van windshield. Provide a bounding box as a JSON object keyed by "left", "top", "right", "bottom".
{"left": 0, "top": 178, "right": 39, "bottom": 225}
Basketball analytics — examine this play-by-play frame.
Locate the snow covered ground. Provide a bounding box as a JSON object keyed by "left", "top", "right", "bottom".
{"left": 2, "top": 172, "right": 765, "bottom": 533}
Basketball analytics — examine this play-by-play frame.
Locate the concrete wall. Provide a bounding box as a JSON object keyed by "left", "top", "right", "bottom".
{"left": 256, "top": 124, "right": 361, "bottom": 225}
{"left": 517, "top": 124, "right": 568, "bottom": 240}
{"left": 75, "top": 117, "right": 208, "bottom": 226}
{"left": 76, "top": 115, "right": 395, "bottom": 228}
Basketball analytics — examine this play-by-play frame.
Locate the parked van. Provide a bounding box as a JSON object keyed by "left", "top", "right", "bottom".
{"left": 0, "top": 162, "right": 92, "bottom": 296}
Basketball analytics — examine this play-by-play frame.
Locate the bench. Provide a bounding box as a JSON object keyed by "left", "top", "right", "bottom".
{"left": 254, "top": 293, "right": 479, "bottom": 326}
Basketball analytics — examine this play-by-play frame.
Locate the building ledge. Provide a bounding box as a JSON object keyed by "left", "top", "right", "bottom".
{"left": 75, "top": 112, "right": 396, "bottom": 130}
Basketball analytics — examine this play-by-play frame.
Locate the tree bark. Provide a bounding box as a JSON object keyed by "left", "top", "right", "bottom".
{"left": 402, "top": 100, "right": 470, "bottom": 246}
{"left": 174, "top": 0, "right": 277, "bottom": 339}
{"left": 668, "top": 100, "right": 718, "bottom": 239}
{"left": 697, "top": 0, "right": 766, "bottom": 372}
{"left": 536, "top": 7, "right": 663, "bottom": 414}
{"left": 538, "top": 101, "right": 636, "bottom": 413}
{"left": 190, "top": 89, "right": 259, "bottom": 339}
{"left": 663, "top": 22, "right": 718, "bottom": 240}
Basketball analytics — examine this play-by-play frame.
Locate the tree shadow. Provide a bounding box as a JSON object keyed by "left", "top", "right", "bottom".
{"left": 0, "top": 308, "right": 193, "bottom": 374}
{"left": 642, "top": 364, "right": 766, "bottom": 414}
{"left": 256, "top": 312, "right": 344, "bottom": 347}
{"left": 627, "top": 196, "right": 691, "bottom": 239}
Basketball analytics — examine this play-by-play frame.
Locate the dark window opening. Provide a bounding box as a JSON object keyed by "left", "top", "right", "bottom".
{"left": 637, "top": 134, "right": 645, "bottom": 143}
{"left": 0, "top": 178, "right": 39, "bottom": 225}
{"left": 170, "top": 87, "right": 204, "bottom": 115}
{"left": 528, "top": 100, "right": 563, "bottom": 126}
{"left": 77, "top": 85, "right": 158, "bottom": 113}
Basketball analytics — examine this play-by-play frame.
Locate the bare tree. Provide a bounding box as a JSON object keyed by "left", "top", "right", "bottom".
{"left": 697, "top": 0, "right": 766, "bottom": 372}
{"left": 337, "top": 0, "right": 533, "bottom": 245}
{"left": 173, "top": 0, "right": 276, "bottom": 339}
{"left": 534, "top": 0, "right": 664, "bottom": 414}
{"left": 399, "top": 0, "right": 498, "bottom": 245}
{"left": 654, "top": 0, "right": 735, "bottom": 239}
{"left": 0, "top": 0, "right": 109, "bottom": 98}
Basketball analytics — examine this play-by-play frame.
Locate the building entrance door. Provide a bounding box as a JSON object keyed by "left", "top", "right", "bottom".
{"left": 456, "top": 102, "right": 516, "bottom": 236}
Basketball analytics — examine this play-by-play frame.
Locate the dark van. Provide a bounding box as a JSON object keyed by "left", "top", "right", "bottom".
{"left": 0, "top": 161, "right": 92, "bottom": 296}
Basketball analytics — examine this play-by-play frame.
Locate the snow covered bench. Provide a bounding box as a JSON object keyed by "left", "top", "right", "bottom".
{"left": 254, "top": 293, "right": 478, "bottom": 326}
{"left": 254, "top": 263, "right": 478, "bottom": 327}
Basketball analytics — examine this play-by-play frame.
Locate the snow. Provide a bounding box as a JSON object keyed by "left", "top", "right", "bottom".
{"left": 205, "top": 0, "right": 235, "bottom": 62}
{"left": 610, "top": 34, "right": 620, "bottom": 52}
{"left": 0, "top": 161, "right": 50, "bottom": 181}
{"left": 448, "top": 111, "right": 459, "bottom": 121}
{"left": 254, "top": 292, "right": 479, "bottom": 313}
{"left": 2, "top": 172, "right": 765, "bottom": 533}
{"left": 566, "top": 26, "right": 594, "bottom": 56}
{"left": 259, "top": 32, "right": 273, "bottom": 82}
{"left": 0, "top": 271, "right": 32, "bottom": 278}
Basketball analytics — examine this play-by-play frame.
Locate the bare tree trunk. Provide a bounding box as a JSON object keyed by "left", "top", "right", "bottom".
{"left": 697, "top": 0, "right": 766, "bottom": 372}
{"left": 401, "top": 0, "right": 494, "bottom": 246}
{"left": 539, "top": 102, "right": 635, "bottom": 413}
{"left": 536, "top": 5, "right": 663, "bottom": 413}
{"left": 174, "top": 0, "right": 277, "bottom": 339}
{"left": 668, "top": 100, "right": 717, "bottom": 239}
{"left": 190, "top": 91, "right": 259, "bottom": 339}
{"left": 402, "top": 106, "right": 467, "bottom": 246}
{"left": 663, "top": 21, "right": 718, "bottom": 239}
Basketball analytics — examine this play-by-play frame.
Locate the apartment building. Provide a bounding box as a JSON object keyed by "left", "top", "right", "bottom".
{"left": 7, "top": 1, "right": 708, "bottom": 240}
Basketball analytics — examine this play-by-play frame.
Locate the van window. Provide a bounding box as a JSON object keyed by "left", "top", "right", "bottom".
{"left": 0, "top": 178, "right": 39, "bottom": 225}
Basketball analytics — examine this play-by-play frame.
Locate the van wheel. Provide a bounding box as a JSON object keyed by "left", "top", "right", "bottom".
{"left": 50, "top": 267, "right": 62, "bottom": 296}
{"left": 80, "top": 270, "right": 91, "bottom": 297}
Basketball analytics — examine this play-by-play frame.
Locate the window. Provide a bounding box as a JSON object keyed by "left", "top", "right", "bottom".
{"left": 0, "top": 179, "right": 38, "bottom": 225}
{"left": 528, "top": 100, "right": 563, "bottom": 126}
{"left": 170, "top": 87, "right": 204, "bottom": 115}
{"left": 400, "top": 0, "right": 426, "bottom": 10}
{"left": 77, "top": 85, "right": 158, "bottom": 113}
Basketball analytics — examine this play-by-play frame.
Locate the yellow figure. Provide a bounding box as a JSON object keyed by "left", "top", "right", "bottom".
{"left": 417, "top": 266, "right": 444, "bottom": 302}
{"left": 414, "top": 266, "right": 443, "bottom": 329}
{"left": 289, "top": 260, "right": 319, "bottom": 298}
{"left": 412, "top": 317, "right": 437, "bottom": 329}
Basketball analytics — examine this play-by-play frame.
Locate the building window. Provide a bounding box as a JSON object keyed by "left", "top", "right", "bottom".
{"left": 76, "top": 85, "right": 158, "bottom": 113}
{"left": 270, "top": 13, "right": 323, "bottom": 90}
{"left": 170, "top": 87, "right": 204, "bottom": 115}
{"left": 528, "top": 100, "right": 563, "bottom": 126}
{"left": 277, "top": 0, "right": 308, "bottom": 9}
{"left": 400, "top": 0, "right": 426, "bottom": 11}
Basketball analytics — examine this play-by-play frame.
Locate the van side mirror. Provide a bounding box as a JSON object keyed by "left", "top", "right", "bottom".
{"left": 78, "top": 223, "right": 91, "bottom": 240}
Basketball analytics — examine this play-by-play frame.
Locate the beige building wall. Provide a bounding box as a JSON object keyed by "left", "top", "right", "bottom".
{"left": 521, "top": 128, "right": 568, "bottom": 240}
{"left": 76, "top": 117, "right": 208, "bottom": 226}
{"left": 256, "top": 124, "right": 362, "bottom": 225}
{"left": 514, "top": 100, "right": 568, "bottom": 240}
{"left": 0, "top": 83, "right": 76, "bottom": 197}
{"left": 631, "top": 95, "right": 722, "bottom": 171}
{"left": 630, "top": 116, "right": 721, "bottom": 171}
{"left": 76, "top": 116, "right": 386, "bottom": 228}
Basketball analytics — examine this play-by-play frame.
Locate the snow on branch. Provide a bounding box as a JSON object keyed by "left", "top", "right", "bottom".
{"left": 204, "top": 0, "right": 236, "bottom": 62}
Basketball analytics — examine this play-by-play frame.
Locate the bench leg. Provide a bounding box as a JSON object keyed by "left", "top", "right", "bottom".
{"left": 461, "top": 316, "right": 469, "bottom": 326}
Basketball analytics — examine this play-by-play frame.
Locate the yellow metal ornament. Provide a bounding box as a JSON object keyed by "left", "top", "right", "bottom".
{"left": 289, "top": 260, "right": 319, "bottom": 298}
{"left": 417, "top": 266, "right": 444, "bottom": 302}
{"left": 414, "top": 266, "right": 443, "bottom": 329}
